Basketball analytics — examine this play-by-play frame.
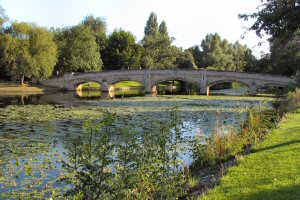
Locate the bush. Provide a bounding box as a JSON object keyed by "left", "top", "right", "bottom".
{"left": 274, "top": 88, "right": 300, "bottom": 114}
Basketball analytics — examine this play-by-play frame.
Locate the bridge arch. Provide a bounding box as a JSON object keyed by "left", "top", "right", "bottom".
{"left": 108, "top": 78, "right": 144, "bottom": 87}
{"left": 257, "top": 82, "right": 287, "bottom": 88}
{"left": 208, "top": 79, "right": 251, "bottom": 88}
{"left": 207, "top": 79, "right": 254, "bottom": 96}
{"left": 151, "top": 77, "right": 199, "bottom": 94}
{"left": 257, "top": 82, "right": 286, "bottom": 94}
{"left": 104, "top": 78, "right": 144, "bottom": 95}
{"left": 73, "top": 79, "right": 102, "bottom": 91}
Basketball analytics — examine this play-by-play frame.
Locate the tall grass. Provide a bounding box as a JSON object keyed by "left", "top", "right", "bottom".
{"left": 274, "top": 88, "right": 300, "bottom": 114}
{"left": 192, "top": 108, "right": 279, "bottom": 170}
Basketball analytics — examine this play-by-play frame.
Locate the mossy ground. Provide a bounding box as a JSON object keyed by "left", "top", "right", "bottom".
{"left": 201, "top": 109, "right": 300, "bottom": 200}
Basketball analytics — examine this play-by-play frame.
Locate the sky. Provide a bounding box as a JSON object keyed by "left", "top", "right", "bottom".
{"left": 0, "top": 0, "right": 269, "bottom": 57}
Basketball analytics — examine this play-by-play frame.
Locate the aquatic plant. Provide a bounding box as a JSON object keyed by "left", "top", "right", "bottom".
{"left": 192, "top": 107, "right": 279, "bottom": 170}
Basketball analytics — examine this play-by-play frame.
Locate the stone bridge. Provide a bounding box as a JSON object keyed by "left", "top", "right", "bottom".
{"left": 40, "top": 69, "right": 294, "bottom": 95}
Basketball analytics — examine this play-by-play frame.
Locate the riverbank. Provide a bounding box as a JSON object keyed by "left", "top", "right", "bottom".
{"left": 201, "top": 109, "right": 300, "bottom": 200}
{"left": 0, "top": 82, "right": 58, "bottom": 95}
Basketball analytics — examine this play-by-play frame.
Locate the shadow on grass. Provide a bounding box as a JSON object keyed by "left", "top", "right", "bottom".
{"left": 241, "top": 184, "right": 300, "bottom": 200}
{"left": 253, "top": 140, "right": 300, "bottom": 154}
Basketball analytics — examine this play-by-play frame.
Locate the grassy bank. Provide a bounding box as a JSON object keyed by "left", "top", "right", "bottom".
{"left": 201, "top": 109, "right": 300, "bottom": 200}
{"left": 0, "top": 82, "right": 58, "bottom": 95}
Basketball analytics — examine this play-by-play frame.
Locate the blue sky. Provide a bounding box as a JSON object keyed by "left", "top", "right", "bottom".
{"left": 0, "top": 0, "right": 268, "bottom": 57}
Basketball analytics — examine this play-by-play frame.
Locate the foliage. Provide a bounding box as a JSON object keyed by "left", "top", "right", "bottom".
{"left": 239, "top": 0, "right": 300, "bottom": 40}
{"left": 193, "top": 126, "right": 242, "bottom": 168}
{"left": 144, "top": 12, "right": 159, "bottom": 36}
{"left": 0, "top": 3, "right": 8, "bottom": 30}
{"left": 102, "top": 29, "right": 142, "bottom": 70}
{"left": 268, "top": 29, "right": 300, "bottom": 75}
{"left": 188, "top": 45, "right": 203, "bottom": 68}
{"left": 159, "top": 20, "right": 168, "bottom": 36}
{"left": 54, "top": 25, "right": 103, "bottom": 73}
{"left": 176, "top": 49, "right": 197, "bottom": 69}
{"left": 62, "top": 110, "right": 188, "bottom": 199}
{"left": 190, "top": 33, "right": 256, "bottom": 71}
{"left": 0, "top": 22, "right": 57, "bottom": 84}
{"left": 192, "top": 108, "right": 279, "bottom": 169}
{"left": 274, "top": 88, "right": 300, "bottom": 114}
{"left": 239, "top": 0, "right": 300, "bottom": 76}
{"left": 82, "top": 15, "right": 107, "bottom": 35}
{"left": 82, "top": 15, "right": 108, "bottom": 54}
{"left": 141, "top": 12, "right": 179, "bottom": 69}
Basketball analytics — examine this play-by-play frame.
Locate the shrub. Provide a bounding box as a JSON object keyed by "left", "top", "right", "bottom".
{"left": 62, "top": 110, "right": 188, "bottom": 199}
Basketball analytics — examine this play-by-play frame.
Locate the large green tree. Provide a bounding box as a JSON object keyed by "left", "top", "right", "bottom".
{"left": 54, "top": 25, "right": 102, "bottom": 73}
{"left": 240, "top": 0, "right": 300, "bottom": 75}
{"left": 144, "top": 12, "right": 159, "bottom": 36}
{"left": 102, "top": 29, "right": 141, "bottom": 70}
{"left": 192, "top": 33, "right": 255, "bottom": 71}
{"left": 239, "top": 0, "right": 300, "bottom": 40}
{"left": 268, "top": 30, "right": 300, "bottom": 75}
{"left": 141, "top": 12, "right": 179, "bottom": 69}
{"left": 82, "top": 15, "right": 108, "bottom": 52}
{"left": 0, "top": 4, "right": 9, "bottom": 79}
{"left": 0, "top": 22, "right": 57, "bottom": 84}
{"left": 187, "top": 45, "right": 203, "bottom": 68}
{"left": 175, "top": 49, "right": 197, "bottom": 69}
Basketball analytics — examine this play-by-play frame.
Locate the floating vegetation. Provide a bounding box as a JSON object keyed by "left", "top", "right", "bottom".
{"left": 0, "top": 95, "right": 272, "bottom": 198}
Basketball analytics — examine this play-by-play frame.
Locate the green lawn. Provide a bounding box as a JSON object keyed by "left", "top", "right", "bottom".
{"left": 81, "top": 81, "right": 142, "bottom": 89}
{"left": 202, "top": 109, "right": 300, "bottom": 200}
{"left": 115, "top": 81, "right": 142, "bottom": 88}
{"left": 81, "top": 82, "right": 101, "bottom": 89}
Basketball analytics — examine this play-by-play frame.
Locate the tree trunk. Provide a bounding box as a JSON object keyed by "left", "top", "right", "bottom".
{"left": 20, "top": 72, "right": 24, "bottom": 85}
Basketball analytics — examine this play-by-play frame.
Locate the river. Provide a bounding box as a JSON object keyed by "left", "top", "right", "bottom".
{"left": 0, "top": 91, "right": 272, "bottom": 198}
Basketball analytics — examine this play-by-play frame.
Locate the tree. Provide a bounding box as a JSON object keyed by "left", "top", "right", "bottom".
{"left": 0, "top": 22, "right": 57, "bottom": 84}
{"left": 142, "top": 13, "right": 179, "bottom": 69}
{"left": 198, "top": 33, "right": 255, "bottom": 71}
{"left": 187, "top": 45, "right": 203, "bottom": 68}
{"left": 268, "top": 30, "right": 300, "bottom": 75}
{"left": 239, "top": 0, "right": 300, "bottom": 40}
{"left": 102, "top": 29, "right": 141, "bottom": 70}
{"left": 176, "top": 50, "right": 197, "bottom": 69}
{"left": 82, "top": 15, "right": 106, "bottom": 34}
{"left": 0, "top": 4, "right": 9, "bottom": 79}
{"left": 144, "top": 12, "right": 159, "bottom": 36}
{"left": 54, "top": 25, "right": 102, "bottom": 73}
{"left": 232, "top": 41, "right": 257, "bottom": 72}
{"left": 82, "top": 15, "right": 108, "bottom": 52}
{"left": 159, "top": 20, "right": 168, "bottom": 36}
{"left": 0, "top": 3, "right": 8, "bottom": 29}
{"left": 240, "top": 1, "right": 300, "bottom": 75}
{"left": 200, "top": 33, "right": 233, "bottom": 70}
